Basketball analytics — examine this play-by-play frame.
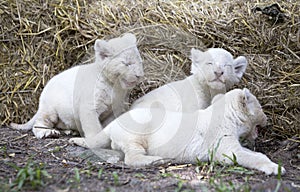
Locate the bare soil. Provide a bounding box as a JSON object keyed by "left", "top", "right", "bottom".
{"left": 0, "top": 127, "right": 299, "bottom": 192}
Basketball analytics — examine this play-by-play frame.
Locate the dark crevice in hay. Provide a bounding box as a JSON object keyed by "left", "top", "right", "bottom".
{"left": 1, "top": 0, "right": 299, "bottom": 141}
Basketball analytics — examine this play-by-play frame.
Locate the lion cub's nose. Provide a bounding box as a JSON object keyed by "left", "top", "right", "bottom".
{"left": 214, "top": 71, "right": 224, "bottom": 78}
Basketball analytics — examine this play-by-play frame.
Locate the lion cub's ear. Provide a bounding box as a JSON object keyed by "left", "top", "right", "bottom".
{"left": 233, "top": 56, "right": 248, "bottom": 79}
{"left": 94, "top": 39, "right": 113, "bottom": 60}
{"left": 190, "top": 48, "right": 205, "bottom": 74}
{"left": 242, "top": 88, "right": 255, "bottom": 115}
{"left": 121, "top": 33, "right": 137, "bottom": 45}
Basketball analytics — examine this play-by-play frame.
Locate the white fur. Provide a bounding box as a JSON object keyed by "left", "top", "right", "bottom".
{"left": 100, "top": 88, "right": 285, "bottom": 175}
{"left": 71, "top": 48, "right": 249, "bottom": 148}
{"left": 10, "top": 33, "right": 144, "bottom": 141}
{"left": 131, "top": 48, "right": 248, "bottom": 112}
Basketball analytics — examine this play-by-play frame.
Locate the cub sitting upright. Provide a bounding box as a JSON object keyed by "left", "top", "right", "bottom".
{"left": 132, "top": 48, "right": 248, "bottom": 112}
{"left": 10, "top": 33, "right": 144, "bottom": 141}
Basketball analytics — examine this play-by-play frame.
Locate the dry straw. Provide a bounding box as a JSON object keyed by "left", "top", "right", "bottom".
{"left": 0, "top": 0, "right": 299, "bottom": 141}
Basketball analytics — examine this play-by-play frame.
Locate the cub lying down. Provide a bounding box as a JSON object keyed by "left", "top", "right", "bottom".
{"left": 100, "top": 88, "right": 285, "bottom": 175}
{"left": 10, "top": 33, "right": 144, "bottom": 141}
{"left": 131, "top": 48, "right": 248, "bottom": 112}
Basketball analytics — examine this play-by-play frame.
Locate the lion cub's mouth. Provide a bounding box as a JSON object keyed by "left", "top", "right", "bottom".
{"left": 252, "top": 125, "right": 263, "bottom": 140}
{"left": 121, "top": 79, "right": 138, "bottom": 88}
{"left": 210, "top": 78, "right": 225, "bottom": 84}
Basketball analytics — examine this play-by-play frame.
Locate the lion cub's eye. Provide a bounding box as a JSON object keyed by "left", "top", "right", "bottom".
{"left": 206, "top": 62, "right": 213, "bottom": 65}
{"left": 122, "top": 61, "right": 132, "bottom": 66}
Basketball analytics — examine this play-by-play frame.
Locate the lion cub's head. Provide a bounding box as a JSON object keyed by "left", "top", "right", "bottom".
{"left": 224, "top": 88, "right": 267, "bottom": 140}
{"left": 94, "top": 33, "right": 144, "bottom": 89}
{"left": 190, "top": 48, "right": 247, "bottom": 90}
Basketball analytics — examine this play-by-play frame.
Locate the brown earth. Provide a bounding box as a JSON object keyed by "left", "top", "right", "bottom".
{"left": 0, "top": 127, "right": 299, "bottom": 192}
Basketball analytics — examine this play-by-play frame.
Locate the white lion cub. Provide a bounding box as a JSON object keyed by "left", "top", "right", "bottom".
{"left": 101, "top": 88, "right": 285, "bottom": 175}
{"left": 10, "top": 33, "right": 144, "bottom": 141}
{"left": 132, "top": 48, "right": 248, "bottom": 112}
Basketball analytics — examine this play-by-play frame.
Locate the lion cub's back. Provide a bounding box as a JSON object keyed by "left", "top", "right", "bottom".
{"left": 131, "top": 78, "right": 197, "bottom": 112}
{"left": 107, "top": 108, "right": 204, "bottom": 159}
{"left": 40, "top": 66, "right": 79, "bottom": 104}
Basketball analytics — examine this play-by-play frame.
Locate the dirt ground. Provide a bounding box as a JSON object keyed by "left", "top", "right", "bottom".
{"left": 0, "top": 127, "right": 299, "bottom": 192}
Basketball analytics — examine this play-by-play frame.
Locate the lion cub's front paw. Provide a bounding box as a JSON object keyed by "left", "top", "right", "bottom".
{"left": 260, "top": 162, "right": 286, "bottom": 175}
{"left": 32, "top": 127, "right": 60, "bottom": 139}
{"left": 69, "top": 137, "right": 88, "bottom": 148}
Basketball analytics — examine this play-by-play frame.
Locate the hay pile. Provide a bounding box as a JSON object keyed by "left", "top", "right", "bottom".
{"left": 1, "top": 0, "right": 299, "bottom": 141}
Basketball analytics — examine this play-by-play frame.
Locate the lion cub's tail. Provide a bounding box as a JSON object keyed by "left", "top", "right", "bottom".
{"left": 10, "top": 113, "right": 37, "bottom": 131}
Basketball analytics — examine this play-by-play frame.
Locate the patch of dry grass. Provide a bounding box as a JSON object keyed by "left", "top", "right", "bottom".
{"left": 0, "top": 0, "right": 299, "bottom": 141}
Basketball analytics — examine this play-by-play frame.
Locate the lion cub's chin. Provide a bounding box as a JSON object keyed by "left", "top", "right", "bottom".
{"left": 208, "top": 80, "right": 226, "bottom": 90}
{"left": 119, "top": 78, "right": 139, "bottom": 89}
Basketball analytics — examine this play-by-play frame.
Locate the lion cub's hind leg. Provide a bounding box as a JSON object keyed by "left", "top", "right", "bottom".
{"left": 32, "top": 110, "right": 60, "bottom": 139}
{"left": 33, "top": 128, "right": 60, "bottom": 139}
{"left": 122, "top": 143, "right": 165, "bottom": 167}
{"left": 69, "top": 137, "right": 88, "bottom": 148}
